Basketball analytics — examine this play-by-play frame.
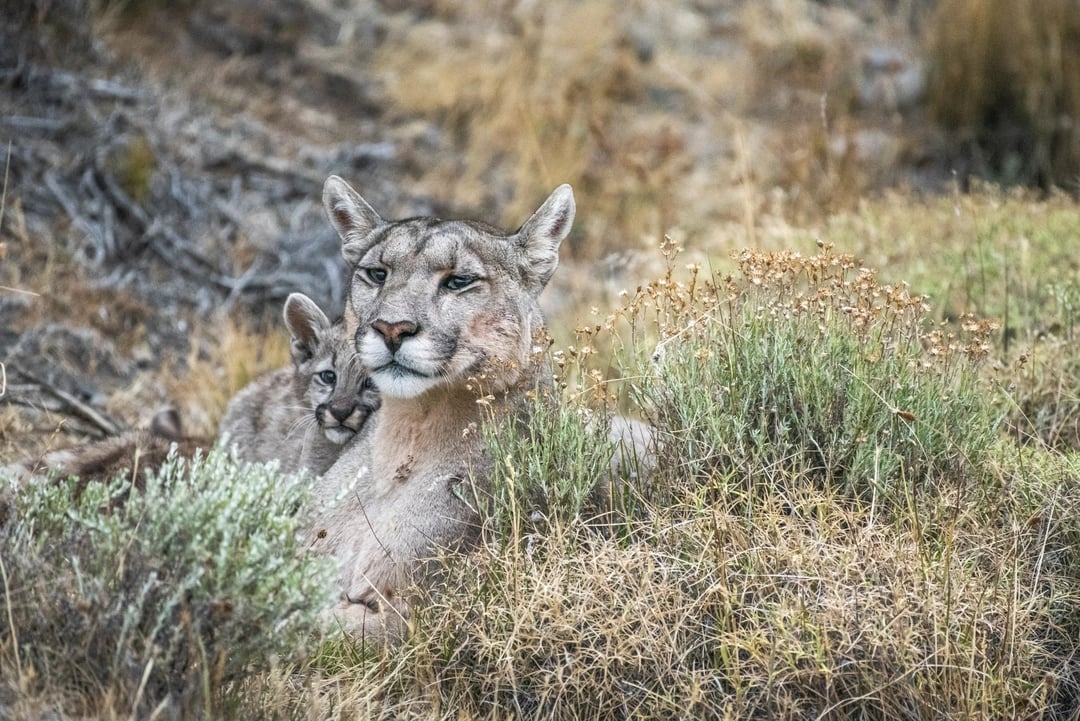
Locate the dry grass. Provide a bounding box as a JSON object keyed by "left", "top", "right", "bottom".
{"left": 371, "top": 0, "right": 944, "bottom": 263}
{"left": 375, "top": 0, "right": 681, "bottom": 257}
{"left": 204, "top": 243, "right": 1080, "bottom": 721}
{"left": 164, "top": 314, "right": 291, "bottom": 437}
{"left": 926, "top": 0, "right": 1080, "bottom": 187}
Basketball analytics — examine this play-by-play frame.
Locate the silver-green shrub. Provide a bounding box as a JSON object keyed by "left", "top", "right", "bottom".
{"left": 0, "top": 447, "right": 336, "bottom": 716}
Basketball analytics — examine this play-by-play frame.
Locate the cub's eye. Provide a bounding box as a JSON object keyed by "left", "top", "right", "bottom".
{"left": 442, "top": 274, "right": 476, "bottom": 291}
{"left": 317, "top": 370, "right": 337, "bottom": 386}
{"left": 364, "top": 267, "right": 388, "bottom": 285}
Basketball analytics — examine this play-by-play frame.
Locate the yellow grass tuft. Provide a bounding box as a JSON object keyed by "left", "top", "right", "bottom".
{"left": 164, "top": 315, "right": 291, "bottom": 437}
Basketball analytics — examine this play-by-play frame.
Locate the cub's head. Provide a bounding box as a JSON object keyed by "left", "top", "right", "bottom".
{"left": 323, "top": 177, "right": 575, "bottom": 399}
{"left": 283, "top": 293, "right": 381, "bottom": 444}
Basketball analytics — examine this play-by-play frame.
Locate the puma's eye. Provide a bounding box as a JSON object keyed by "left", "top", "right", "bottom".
{"left": 364, "top": 267, "right": 387, "bottom": 285}
{"left": 317, "top": 370, "right": 337, "bottom": 385}
{"left": 443, "top": 274, "right": 476, "bottom": 291}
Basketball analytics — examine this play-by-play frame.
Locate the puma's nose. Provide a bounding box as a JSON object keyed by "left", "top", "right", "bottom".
{"left": 328, "top": 401, "right": 355, "bottom": 424}
{"left": 370, "top": 319, "right": 418, "bottom": 354}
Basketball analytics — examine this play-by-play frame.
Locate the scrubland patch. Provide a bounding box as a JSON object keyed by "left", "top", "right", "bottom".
{"left": 203, "top": 242, "right": 1077, "bottom": 721}
{"left": 4, "top": 0, "right": 1080, "bottom": 718}
{"left": 7, "top": 197, "right": 1076, "bottom": 721}
{"left": 0, "top": 448, "right": 335, "bottom": 718}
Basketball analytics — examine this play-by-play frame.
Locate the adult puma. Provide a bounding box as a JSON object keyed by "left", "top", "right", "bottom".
{"left": 305, "top": 177, "right": 575, "bottom": 643}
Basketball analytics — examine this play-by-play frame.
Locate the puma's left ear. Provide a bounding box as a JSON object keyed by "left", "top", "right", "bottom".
{"left": 515, "top": 184, "right": 575, "bottom": 290}
{"left": 283, "top": 292, "right": 331, "bottom": 364}
{"left": 323, "top": 175, "right": 384, "bottom": 266}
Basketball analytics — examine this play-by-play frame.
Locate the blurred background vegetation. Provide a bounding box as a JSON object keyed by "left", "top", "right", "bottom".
{"left": 2, "top": 0, "right": 1079, "bottom": 469}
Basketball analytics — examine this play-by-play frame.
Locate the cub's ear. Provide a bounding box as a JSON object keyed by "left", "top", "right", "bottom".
{"left": 514, "top": 184, "right": 575, "bottom": 290}
{"left": 323, "top": 175, "right": 384, "bottom": 266}
{"left": 283, "top": 292, "right": 331, "bottom": 364}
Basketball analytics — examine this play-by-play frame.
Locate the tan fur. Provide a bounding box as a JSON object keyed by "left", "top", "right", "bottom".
{"left": 219, "top": 293, "right": 380, "bottom": 477}
{"left": 1, "top": 408, "right": 208, "bottom": 521}
{"left": 306, "top": 177, "right": 576, "bottom": 644}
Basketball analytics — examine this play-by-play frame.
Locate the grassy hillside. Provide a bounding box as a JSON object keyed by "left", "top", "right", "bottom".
{"left": 3, "top": 190, "right": 1079, "bottom": 719}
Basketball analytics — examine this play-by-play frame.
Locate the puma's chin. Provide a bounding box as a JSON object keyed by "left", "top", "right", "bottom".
{"left": 370, "top": 365, "right": 442, "bottom": 399}
{"left": 322, "top": 426, "right": 356, "bottom": 445}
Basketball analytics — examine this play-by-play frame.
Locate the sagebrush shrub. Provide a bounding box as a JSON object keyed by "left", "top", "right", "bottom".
{"left": 624, "top": 246, "right": 1004, "bottom": 513}
{"left": 0, "top": 447, "right": 336, "bottom": 717}
{"left": 481, "top": 391, "right": 620, "bottom": 542}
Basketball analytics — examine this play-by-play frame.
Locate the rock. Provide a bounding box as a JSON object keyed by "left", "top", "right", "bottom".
{"left": 857, "top": 45, "right": 925, "bottom": 112}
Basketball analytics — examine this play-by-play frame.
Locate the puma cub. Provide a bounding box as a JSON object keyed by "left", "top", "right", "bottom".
{"left": 219, "top": 292, "right": 379, "bottom": 477}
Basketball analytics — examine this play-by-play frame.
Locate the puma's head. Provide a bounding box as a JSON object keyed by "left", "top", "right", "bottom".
{"left": 323, "top": 177, "right": 575, "bottom": 399}
{"left": 283, "top": 292, "right": 381, "bottom": 442}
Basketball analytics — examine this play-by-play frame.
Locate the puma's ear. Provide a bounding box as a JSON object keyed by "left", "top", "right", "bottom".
{"left": 514, "top": 184, "right": 575, "bottom": 290}
{"left": 323, "top": 175, "right": 384, "bottom": 266}
{"left": 149, "top": 406, "right": 183, "bottom": 441}
{"left": 283, "top": 292, "right": 331, "bottom": 364}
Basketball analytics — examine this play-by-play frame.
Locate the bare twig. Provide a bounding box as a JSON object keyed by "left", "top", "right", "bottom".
{"left": 44, "top": 171, "right": 102, "bottom": 253}
{"left": 0, "top": 144, "right": 37, "bottom": 302}
{"left": 0, "top": 286, "right": 41, "bottom": 297}
{"left": 86, "top": 78, "right": 143, "bottom": 102}
{"left": 1, "top": 116, "right": 70, "bottom": 133}
{"left": 12, "top": 367, "right": 123, "bottom": 436}
{"left": 38, "top": 68, "right": 142, "bottom": 103}
{"left": 0, "top": 139, "right": 9, "bottom": 231}
{"left": 0, "top": 553, "right": 22, "bottom": 687}
{"left": 3, "top": 391, "right": 70, "bottom": 415}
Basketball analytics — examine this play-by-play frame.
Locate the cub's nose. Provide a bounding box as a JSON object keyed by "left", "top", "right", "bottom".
{"left": 370, "top": 319, "right": 419, "bottom": 354}
{"left": 328, "top": 401, "right": 355, "bottom": 423}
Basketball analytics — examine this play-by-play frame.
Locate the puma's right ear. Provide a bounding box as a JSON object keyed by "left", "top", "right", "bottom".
{"left": 149, "top": 406, "right": 183, "bottom": 441}
{"left": 323, "top": 175, "right": 384, "bottom": 266}
{"left": 283, "top": 292, "right": 331, "bottom": 364}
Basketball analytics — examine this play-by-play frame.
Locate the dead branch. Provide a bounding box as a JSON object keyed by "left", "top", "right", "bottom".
{"left": 44, "top": 171, "right": 105, "bottom": 260}
{"left": 11, "top": 368, "right": 124, "bottom": 437}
